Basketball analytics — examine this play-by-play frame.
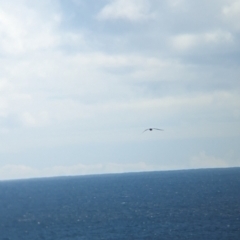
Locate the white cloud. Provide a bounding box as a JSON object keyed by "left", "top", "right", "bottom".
{"left": 168, "top": 0, "right": 186, "bottom": 8}
{"left": 97, "top": 0, "right": 154, "bottom": 21}
{"left": 222, "top": 0, "right": 240, "bottom": 30}
{"left": 0, "top": 3, "right": 60, "bottom": 55}
{"left": 190, "top": 152, "right": 229, "bottom": 169}
{"left": 171, "top": 34, "right": 197, "bottom": 51}
{"left": 0, "top": 162, "right": 175, "bottom": 180}
{"left": 171, "top": 30, "right": 233, "bottom": 51}
{"left": 0, "top": 164, "right": 38, "bottom": 180}
{"left": 20, "top": 111, "right": 49, "bottom": 127}
{"left": 203, "top": 30, "right": 233, "bottom": 43}
{"left": 0, "top": 50, "right": 175, "bottom": 127}
{"left": 6, "top": 153, "right": 235, "bottom": 180}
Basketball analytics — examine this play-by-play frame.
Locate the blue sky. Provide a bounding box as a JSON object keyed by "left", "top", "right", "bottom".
{"left": 0, "top": 0, "right": 239, "bottom": 180}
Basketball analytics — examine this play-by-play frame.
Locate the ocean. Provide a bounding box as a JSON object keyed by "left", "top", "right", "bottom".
{"left": 0, "top": 168, "right": 239, "bottom": 240}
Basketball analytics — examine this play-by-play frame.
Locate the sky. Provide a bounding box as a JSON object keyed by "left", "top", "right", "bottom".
{"left": 0, "top": 0, "right": 239, "bottom": 180}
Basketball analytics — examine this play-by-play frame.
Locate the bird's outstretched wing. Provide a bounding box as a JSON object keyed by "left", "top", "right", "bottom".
{"left": 142, "top": 128, "right": 164, "bottom": 133}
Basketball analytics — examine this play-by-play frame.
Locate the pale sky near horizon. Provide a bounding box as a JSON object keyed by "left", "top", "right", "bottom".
{"left": 0, "top": 0, "right": 239, "bottom": 180}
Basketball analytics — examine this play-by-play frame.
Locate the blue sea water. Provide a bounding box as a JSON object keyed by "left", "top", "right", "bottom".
{"left": 0, "top": 168, "right": 239, "bottom": 240}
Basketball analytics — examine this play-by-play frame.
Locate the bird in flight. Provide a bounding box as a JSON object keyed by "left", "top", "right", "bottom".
{"left": 142, "top": 128, "right": 164, "bottom": 133}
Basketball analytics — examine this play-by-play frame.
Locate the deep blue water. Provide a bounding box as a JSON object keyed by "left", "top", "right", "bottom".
{"left": 0, "top": 168, "right": 239, "bottom": 240}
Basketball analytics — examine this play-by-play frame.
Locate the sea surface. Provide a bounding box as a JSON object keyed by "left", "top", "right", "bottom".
{"left": 0, "top": 168, "right": 239, "bottom": 240}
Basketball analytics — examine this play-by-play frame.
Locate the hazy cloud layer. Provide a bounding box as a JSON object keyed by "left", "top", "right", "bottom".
{"left": 0, "top": 0, "right": 239, "bottom": 179}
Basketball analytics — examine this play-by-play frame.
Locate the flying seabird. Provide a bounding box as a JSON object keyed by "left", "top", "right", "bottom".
{"left": 142, "top": 128, "right": 164, "bottom": 133}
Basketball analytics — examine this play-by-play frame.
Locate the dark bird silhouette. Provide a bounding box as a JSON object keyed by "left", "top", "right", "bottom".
{"left": 142, "top": 128, "right": 163, "bottom": 133}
